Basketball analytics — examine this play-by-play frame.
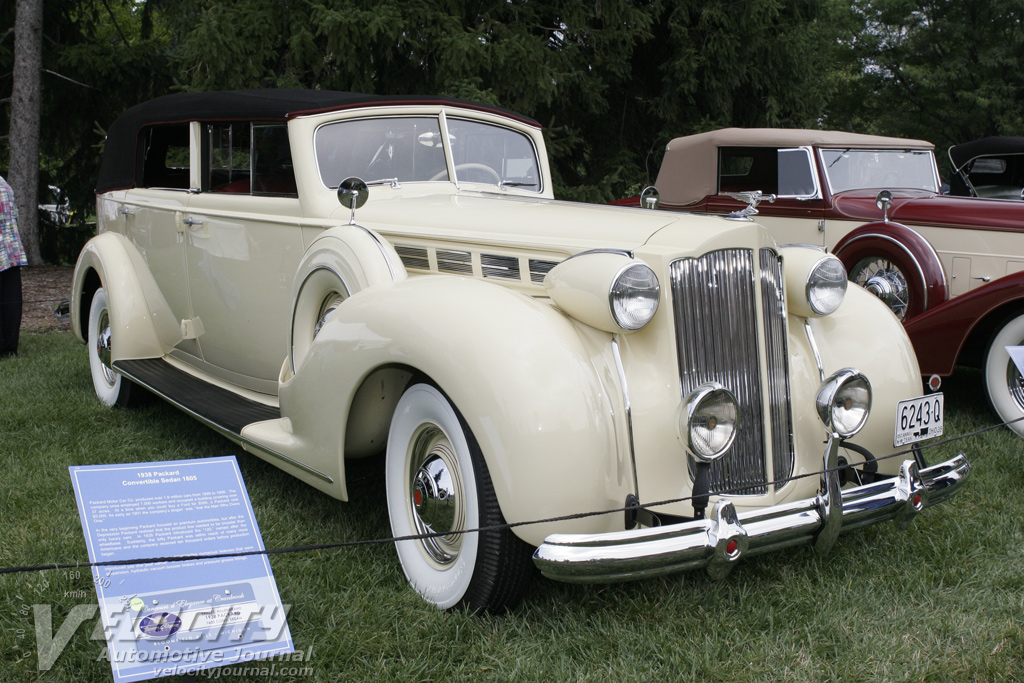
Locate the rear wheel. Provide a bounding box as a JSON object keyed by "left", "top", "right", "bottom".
{"left": 385, "top": 383, "right": 532, "bottom": 613}
{"left": 985, "top": 312, "right": 1024, "bottom": 437}
{"left": 87, "top": 287, "right": 137, "bottom": 407}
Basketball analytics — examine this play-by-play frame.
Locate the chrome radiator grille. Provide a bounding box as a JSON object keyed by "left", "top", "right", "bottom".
{"left": 670, "top": 248, "right": 794, "bottom": 495}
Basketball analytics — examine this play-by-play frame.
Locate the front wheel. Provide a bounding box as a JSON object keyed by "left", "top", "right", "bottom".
{"left": 985, "top": 312, "right": 1024, "bottom": 437}
{"left": 385, "top": 383, "right": 532, "bottom": 613}
{"left": 87, "top": 287, "right": 137, "bottom": 407}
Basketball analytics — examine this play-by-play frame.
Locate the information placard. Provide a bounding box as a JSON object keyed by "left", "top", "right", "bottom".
{"left": 70, "top": 457, "right": 293, "bottom": 682}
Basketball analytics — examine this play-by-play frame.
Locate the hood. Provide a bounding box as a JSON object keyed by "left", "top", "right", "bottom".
{"left": 832, "top": 189, "right": 1024, "bottom": 231}
{"left": 337, "top": 188, "right": 736, "bottom": 255}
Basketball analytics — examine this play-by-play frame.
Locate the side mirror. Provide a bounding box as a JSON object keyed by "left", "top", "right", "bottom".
{"left": 875, "top": 189, "right": 893, "bottom": 223}
{"left": 338, "top": 177, "right": 369, "bottom": 225}
{"left": 640, "top": 186, "right": 660, "bottom": 210}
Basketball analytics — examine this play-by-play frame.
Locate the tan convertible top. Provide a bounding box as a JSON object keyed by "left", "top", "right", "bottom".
{"left": 655, "top": 128, "right": 934, "bottom": 206}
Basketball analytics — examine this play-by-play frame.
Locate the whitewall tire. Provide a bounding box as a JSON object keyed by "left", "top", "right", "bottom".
{"left": 87, "top": 287, "right": 135, "bottom": 407}
{"left": 985, "top": 312, "right": 1024, "bottom": 437}
{"left": 385, "top": 383, "right": 532, "bottom": 613}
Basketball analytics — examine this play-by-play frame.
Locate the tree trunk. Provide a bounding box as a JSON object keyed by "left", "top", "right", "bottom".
{"left": 8, "top": 0, "right": 44, "bottom": 266}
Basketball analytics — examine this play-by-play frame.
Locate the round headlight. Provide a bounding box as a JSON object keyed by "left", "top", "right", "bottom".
{"left": 815, "top": 368, "right": 871, "bottom": 438}
{"left": 609, "top": 263, "right": 660, "bottom": 330}
{"left": 806, "top": 256, "right": 848, "bottom": 315}
{"left": 680, "top": 384, "right": 739, "bottom": 462}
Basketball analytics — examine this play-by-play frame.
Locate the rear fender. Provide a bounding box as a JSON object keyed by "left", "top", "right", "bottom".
{"left": 278, "top": 276, "right": 629, "bottom": 546}
{"left": 70, "top": 232, "right": 181, "bottom": 360}
{"left": 904, "top": 271, "right": 1024, "bottom": 376}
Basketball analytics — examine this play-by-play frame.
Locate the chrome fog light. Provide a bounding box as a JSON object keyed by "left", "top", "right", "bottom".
{"left": 680, "top": 384, "right": 739, "bottom": 461}
{"left": 610, "top": 263, "right": 660, "bottom": 331}
{"left": 807, "top": 256, "right": 848, "bottom": 315}
{"left": 815, "top": 368, "right": 871, "bottom": 438}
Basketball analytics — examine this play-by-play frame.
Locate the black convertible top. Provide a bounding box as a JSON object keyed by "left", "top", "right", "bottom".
{"left": 97, "top": 89, "right": 540, "bottom": 193}
{"left": 948, "top": 136, "right": 1024, "bottom": 171}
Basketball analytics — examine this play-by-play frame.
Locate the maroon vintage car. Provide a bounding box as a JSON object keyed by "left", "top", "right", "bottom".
{"left": 617, "top": 128, "right": 1024, "bottom": 436}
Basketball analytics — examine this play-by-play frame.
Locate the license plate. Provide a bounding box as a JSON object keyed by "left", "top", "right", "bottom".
{"left": 894, "top": 393, "right": 944, "bottom": 447}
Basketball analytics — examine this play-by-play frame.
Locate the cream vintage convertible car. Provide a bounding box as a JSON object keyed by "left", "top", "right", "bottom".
{"left": 72, "top": 90, "right": 969, "bottom": 613}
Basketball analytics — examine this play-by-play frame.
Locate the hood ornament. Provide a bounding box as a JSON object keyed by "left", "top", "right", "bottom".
{"left": 725, "top": 190, "right": 776, "bottom": 219}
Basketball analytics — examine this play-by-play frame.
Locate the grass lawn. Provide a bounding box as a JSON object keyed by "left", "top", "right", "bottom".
{"left": 1, "top": 332, "right": 1022, "bottom": 682}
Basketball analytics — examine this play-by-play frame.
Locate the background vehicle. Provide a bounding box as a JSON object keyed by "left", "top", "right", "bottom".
{"left": 620, "top": 128, "right": 1024, "bottom": 436}
{"left": 948, "top": 136, "right": 1024, "bottom": 200}
{"left": 72, "top": 93, "right": 968, "bottom": 612}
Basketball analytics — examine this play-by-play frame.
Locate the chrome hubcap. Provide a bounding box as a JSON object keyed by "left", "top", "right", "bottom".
{"left": 1007, "top": 355, "right": 1024, "bottom": 412}
{"left": 95, "top": 310, "right": 116, "bottom": 386}
{"left": 853, "top": 258, "right": 909, "bottom": 320}
{"left": 409, "top": 426, "right": 464, "bottom": 565}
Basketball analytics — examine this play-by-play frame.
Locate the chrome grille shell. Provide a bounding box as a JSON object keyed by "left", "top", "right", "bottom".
{"left": 670, "top": 248, "right": 794, "bottom": 496}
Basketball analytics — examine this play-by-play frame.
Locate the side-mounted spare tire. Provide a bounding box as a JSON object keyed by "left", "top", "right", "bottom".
{"left": 834, "top": 222, "right": 947, "bottom": 322}
{"left": 288, "top": 225, "right": 405, "bottom": 375}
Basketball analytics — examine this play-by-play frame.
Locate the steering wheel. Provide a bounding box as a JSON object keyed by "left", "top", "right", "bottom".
{"left": 430, "top": 163, "right": 502, "bottom": 184}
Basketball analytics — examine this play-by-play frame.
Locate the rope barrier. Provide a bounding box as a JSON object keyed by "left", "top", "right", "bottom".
{"left": 0, "top": 415, "right": 1013, "bottom": 579}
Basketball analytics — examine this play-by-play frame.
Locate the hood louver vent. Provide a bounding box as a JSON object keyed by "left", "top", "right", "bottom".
{"left": 482, "top": 254, "right": 520, "bottom": 281}
{"left": 395, "top": 245, "right": 429, "bottom": 270}
{"left": 437, "top": 250, "right": 473, "bottom": 274}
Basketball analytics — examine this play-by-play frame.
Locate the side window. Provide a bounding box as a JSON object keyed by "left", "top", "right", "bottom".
{"left": 777, "top": 148, "right": 817, "bottom": 197}
{"left": 205, "top": 122, "right": 296, "bottom": 196}
{"left": 718, "top": 147, "right": 817, "bottom": 198}
{"left": 718, "top": 147, "right": 778, "bottom": 195}
{"left": 207, "top": 123, "right": 251, "bottom": 192}
{"left": 252, "top": 124, "right": 297, "bottom": 196}
{"left": 139, "top": 124, "right": 190, "bottom": 189}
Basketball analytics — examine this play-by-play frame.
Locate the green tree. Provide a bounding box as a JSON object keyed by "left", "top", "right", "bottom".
{"left": 2, "top": 0, "right": 176, "bottom": 262}
{"left": 833, "top": 0, "right": 1024, "bottom": 169}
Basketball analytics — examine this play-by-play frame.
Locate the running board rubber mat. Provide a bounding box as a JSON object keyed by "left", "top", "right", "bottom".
{"left": 113, "top": 358, "right": 280, "bottom": 436}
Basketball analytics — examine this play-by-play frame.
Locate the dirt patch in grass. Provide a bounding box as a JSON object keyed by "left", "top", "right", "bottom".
{"left": 19, "top": 265, "right": 73, "bottom": 334}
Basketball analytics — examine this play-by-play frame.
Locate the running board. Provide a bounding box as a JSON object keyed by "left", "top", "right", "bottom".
{"left": 113, "top": 358, "right": 280, "bottom": 437}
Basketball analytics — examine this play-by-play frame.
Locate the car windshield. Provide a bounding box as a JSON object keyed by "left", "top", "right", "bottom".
{"left": 820, "top": 148, "right": 939, "bottom": 194}
{"left": 315, "top": 116, "right": 541, "bottom": 191}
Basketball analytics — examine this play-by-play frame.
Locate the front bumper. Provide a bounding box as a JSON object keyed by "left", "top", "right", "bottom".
{"left": 533, "top": 453, "right": 970, "bottom": 583}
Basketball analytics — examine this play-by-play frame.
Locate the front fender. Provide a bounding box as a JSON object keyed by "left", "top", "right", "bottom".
{"left": 904, "top": 271, "right": 1024, "bottom": 376}
{"left": 280, "top": 275, "right": 629, "bottom": 547}
{"left": 71, "top": 232, "right": 181, "bottom": 360}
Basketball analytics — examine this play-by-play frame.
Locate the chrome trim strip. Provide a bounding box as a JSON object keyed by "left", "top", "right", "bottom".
{"left": 611, "top": 336, "right": 640, "bottom": 499}
{"left": 760, "top": 248, "right": 795, "bottom": 490}
{"left": 350, "top": 224, "right": 401, "bottom": 282}
{"left": 438, "top": 109, "right": 458, "bottom": 191}
{"left": 533, "top": 452, "right": 969, "bottom": 583}
{"left": 804, "top": 320, "right": 825, "bottom": 383}
{"left": 562, "top": 248, "right": 635, "bottom": 263}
